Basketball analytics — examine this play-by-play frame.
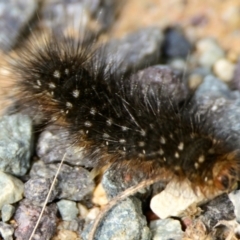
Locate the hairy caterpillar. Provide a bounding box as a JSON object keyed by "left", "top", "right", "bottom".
{"left": 10, "top": 30, "right": 239, "bottom": 197}
{"left": 2, "top": 5, "right": 240, "bottom": 239}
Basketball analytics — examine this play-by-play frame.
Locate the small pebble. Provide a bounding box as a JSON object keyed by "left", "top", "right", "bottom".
{"left": 24, "top": 177, "right": 58, "bottom": 205}
{"left": 188, "top": 73, "right": 203, "bottom": 90}
{"left": 52, "top": 229, "right": 80, "bottom": 240}
{"left": 150, "top": 179, "right": 206, "bottom": 219}
{"left": 92, "top": 183, "right": 108, "bottom": 207}
{"left": 0, "top": 171, "right": 24, "bottom": 209}
{"left": 57, "top": 200, "right": 79, "bottom": 221}
{"left": 149, "top": 218, "right": 183, "bottom": 240}
{"left": 0, "top": 222, "right": 14, "bottom": 240}
{"left": 1, "top": 204, "right": 15, "bottom": 222}
{"left": 196, "top": 38, "right": 224, "bottom": 68}
{"left": 213, "top": 58, "right": 235, "bottom": 82}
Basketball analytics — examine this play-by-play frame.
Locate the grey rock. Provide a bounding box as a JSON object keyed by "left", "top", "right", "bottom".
{"left": 193, "top": 75, "right": 240, "bottom": 148}
{"left": 30, "top": 160, "right": 94, "bottom": 201}
{"left": 0, "top": 114, "right": 33, "bottom": 176}
{"left": 0, "top": 0, "right": 37, "bottom": 51}
{"left": 0, "top": 171, "right": 24, "bottom": 209}
{"left": 57, "top": 199, "right": 79, "bottom": 221}
{"left": 0, "top": 222, "right": 14, "bottom": 240}
{"left": 149, "top": 218, "right": 183, "bottom": 240}
{"left": 199, "top": 194, "right": 235, "bottom": 229}
{"left": 14, "top": 199, "right": 57, "bottom": 240}
{"left": 24, "top": 177, "right": 59, "bottom": 205}
{"left": 37, "top": 125, "right": 94, "bottom": 167}
{"left": 1, "top": 205, "right": 15, "bottom": 222}
{"left": 130, "top": 65, "right": 189, "bottom": 104}
{"left": 82, "top": 197, "right": 151, "bottom": 240}
{"left": 229, "top": 190, "right": 240, "bottom": 222}
{"left": 105, "top": 27, "right": 164, "bottom": 75}
{"left": 162, "top": 27, "right": 192, "bottom": 59}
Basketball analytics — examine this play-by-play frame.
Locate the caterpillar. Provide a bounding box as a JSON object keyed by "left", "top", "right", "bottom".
{"left": 10, "top": 29, "right": 239, "bottom": 199}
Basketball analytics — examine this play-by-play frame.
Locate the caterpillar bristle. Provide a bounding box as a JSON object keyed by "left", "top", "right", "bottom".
{"left": 9, "top": 27, "right": 240, "bottom": 199}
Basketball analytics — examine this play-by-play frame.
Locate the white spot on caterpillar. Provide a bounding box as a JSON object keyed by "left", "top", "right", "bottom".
{"left": 208, "top": 148, "right": 215, "bottom": 154}
{"left": 66, "top": 102, "right": 73, "bottom": 109}
{"left": 194, "top": 162, "right": 199, "bottom": 169}
{"left": 142, "top": 149, "right": 146, "bottom": 154}
{"left": 103, "top": 133, "right": 110, "bottom": 138}
{"left": 53, "top": 70, "right": 61, "bottom": 78}
{"left": 160, "top": 136, "right": 166, "bottom": 144}
{"left": 106, "top": 119, "right": 113, "bottom": 126}
{"left": 138, "top": 142, "right": 145, "bottom": 147}
{"left": 178, "top": 142, "right": 184, "bottom": 150}
{"left": 163, "top": 157, "right": 166, "bottom": 162}
{"left": 140, "top": 129, "right": 146, "bottom": 136}
{"left": 121, "top": 126, "right": 128, "bottom": 131}
{"left": 49, "top": 82, "right": 56, "bottom": 89}
{"left": 84, "top": 121, "right": 92, "bottom": 127}
{"left": 123, "top": 147, "right": 126, "bottom": 151}
{"left": 158, "top": 148, "right": 164, "bottom": 155}
{"left": 65, "top": 69, "right": 69, "bottom": 75}
{"left": 90, "top": 107, "right": 96, "bottom": 115}
{"left": 204, "top": 177, "right": 208, "bottom": 182}
{"left": 198, "top": 155, "right": 205, "bottom": 163}
{"left": 37, "top": 80, "right": 41, "bottom": 86}
{"left": 106, "top": 141, "right": 109, "bottom": 146}
{"left": 72, "top": 89, "right": 80, "bottom": 98}
{"left": 175, "top": 152, "right": 179, "bottom": 158}
{"left": 119, "top": 139, "right": 126, "bottom": 144}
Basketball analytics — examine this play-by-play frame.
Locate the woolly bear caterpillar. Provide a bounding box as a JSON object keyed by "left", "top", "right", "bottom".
{"left": 2, "top": 2, "right": 240, "bottom": 240}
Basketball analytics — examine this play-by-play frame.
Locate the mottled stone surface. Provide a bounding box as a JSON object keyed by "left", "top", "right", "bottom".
{"left": 0, "top": 171, "right": 24, "bottom": 209}
{"left": 30, "top": 160, "right": 94, "bottom": 201}
{"left": 14, "top": 199, "right": 57, "bottom": 240}
{"left": 0, "top": 114, "right": 32, "bottom": 176}
{"left": 82, "top": 197, "right": 151, "bottom": 240}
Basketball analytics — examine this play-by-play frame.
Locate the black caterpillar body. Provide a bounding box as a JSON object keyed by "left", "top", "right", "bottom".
{"left": 12, "top": 32, "right": 240, "bottom": 198}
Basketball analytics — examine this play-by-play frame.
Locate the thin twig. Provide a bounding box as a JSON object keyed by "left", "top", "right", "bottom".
{"left": 29, "top": 153, "right": 67, "bottom": 240}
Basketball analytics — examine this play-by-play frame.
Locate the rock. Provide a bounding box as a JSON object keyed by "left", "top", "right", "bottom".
{"left": 0, "top": 171, "right": 24, "bottom": 209}
{"left": 41, "top": 0, "right": 118, "bottom": 37}
{"left": 82, "top": 197, "right": 151, "bottom": 240}
{"left": 0, "top": 114, "right": 33, "bottom": 176}
{"left": 24, "top": 177, "right": 59, "bottom": 205}
{"left": 52, "top": 230, "right": 80, "bottom": 240}
{"left": 150, "top": 179, "right": 206, "bottom": 219}
{"left": 161, "top": 27, "right": 192, "bottom": 59}
{"left": 14, "top": 199, "right": 57, "bottom": 240}
{"left": 0, "top": 222, "right": 14, "bottom": 240}
{"left": 229, "top": 190, "right": 240, "bottom": 222}
{"left": 231, "top": 58, "right": 240, "bottom": 90}
{"left": 149, "top": 218, "right": 184, "bottom": 240}
{"left": 199, "top": 194, "right": 235, "bottom": 229}
{"left": 105, "top": 27, "right": 164, "bottom": 75}
{"left": 0, "top": 0, "right": 37, "bottom": 51}
{"left": 37, "top": 125, "right": 94, "bottom": 167}
{"left": 30, "top": 160, "right": 94, "bottom": 201}
{"left": 196, "top": 38, "right": 225, "bottom": 68}
{"left": 1, "top": 204, "right": 15, "bottom": 222}
{"left": 57, "top": 200, "right": 79, "bottom": 221}
{"left": 57, "top": 218, "right": 84, "bottom": 233}
{"left": 213, "top": 58, "right": 235, "bottom": 82}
